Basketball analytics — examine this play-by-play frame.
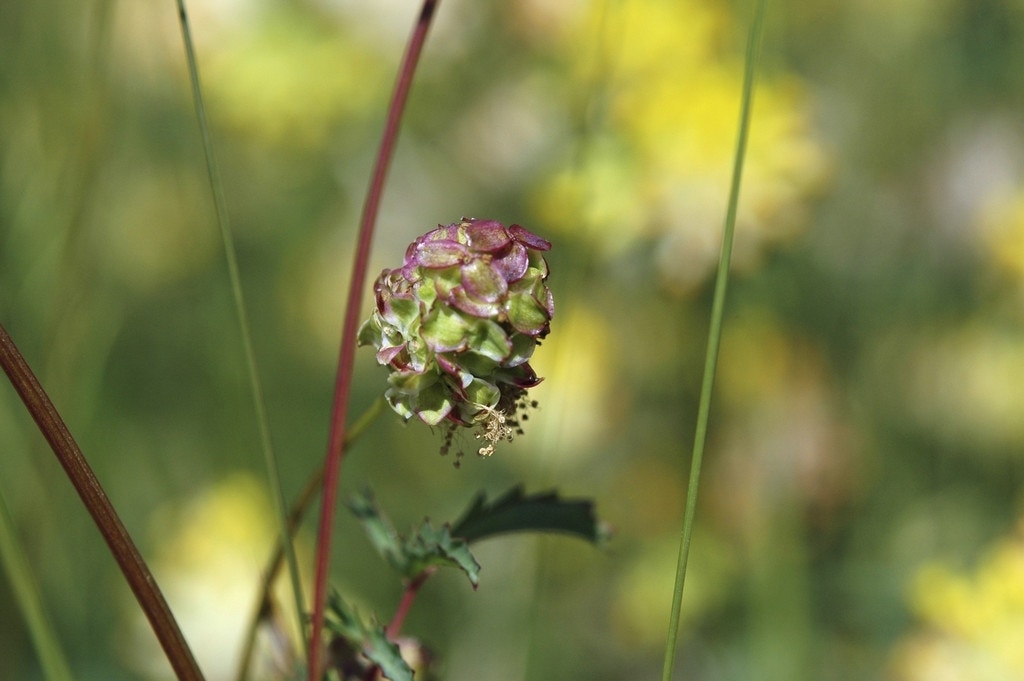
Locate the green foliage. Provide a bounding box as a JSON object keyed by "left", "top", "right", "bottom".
{"left": 452, "top": 486, "right": 610, "bottom": 546}
{"left": 0, "top": 489, "right": 72, "bottom": 681}
{"left": 350, "top": 485, "right": 607, "bottom": 590}
{"left": 325, "top": 592, "right": 412, "bottom": 681}
{"left": 349, "top": 490, "right": 481, "bottom": 586}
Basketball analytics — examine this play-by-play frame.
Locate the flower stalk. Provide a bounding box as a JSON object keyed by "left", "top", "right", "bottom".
{"left": 660, "top": 1, "right": 767, "bottom": 679}
{"left": 308, "top": 2, "right": 441, "bottom": 679}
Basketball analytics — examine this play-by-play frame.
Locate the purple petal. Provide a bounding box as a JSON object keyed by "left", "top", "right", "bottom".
{"left": 465, "top": 220, "right": 512, "bottom": 253}
{"left": 376, "top": 345, "right": 404, "bottom": 365}
{"left": 403, "top": 241, "right": 418, "bottom": 267}
{"left": 415, "top": 240, "right": 469, "bottom": 268}
{"left": 422, "top": 224, "right": 459, "bottom": 242}
{"left": 491, "top": 242, "right": 529, "bottom": 283}
{"left": 437, "top": 354, "right": 474, "bottom": 388}
{"left": 509, "top": 224, "right": 551, "bottom": 251}
{"left": 504, "top": 363, "right": 542, "bottom": 388}
{"left": 436, "top": 353, "right": 458, "bottom": 376}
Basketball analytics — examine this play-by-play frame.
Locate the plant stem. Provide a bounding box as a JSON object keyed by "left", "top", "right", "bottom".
{"left": 0, "top": 486, "right": 73, "bottom": 681}
{"left": 385, "top": 568, "right": 435, "bottom": 641}
{"left": 173, "top": 0, "right": 307, "bottom": 653}
{"left": 307, "top": 3, "right": 440, "bottom": 678}
{"left": 660, "top": 2, "right": 766, "bottom": 680}
{"left": 234, "top": 398, "right": 384, "bottom": 681}
{"left": 0, "top": 323, "right": 205, "bottom": 681}
{"left": 353, "top": 568, "right": 434, "bottom": 681}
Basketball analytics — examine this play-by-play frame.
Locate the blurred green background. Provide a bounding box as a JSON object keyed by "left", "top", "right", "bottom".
{"left": 4, "top": 0, "right": 1024, "bottom": 679}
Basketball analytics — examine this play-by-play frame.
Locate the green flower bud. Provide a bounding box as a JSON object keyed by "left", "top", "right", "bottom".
{"left": 358, "top": 218, "right": 554, "bottom": 461}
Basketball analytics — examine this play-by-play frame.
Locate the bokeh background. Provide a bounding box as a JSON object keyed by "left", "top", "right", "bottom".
{"left": 4, "top": 0, "right": 1024, "bottom": 679}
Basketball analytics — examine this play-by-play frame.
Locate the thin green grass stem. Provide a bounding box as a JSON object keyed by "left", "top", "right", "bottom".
{"left": 173, "top": 0, "right": 306, "bottom": 652}
{"left": 660, "top": 1, "right": 767, "bottom": 679}
{"left": 0, "top": 487, "right": 73, "bottom": 681}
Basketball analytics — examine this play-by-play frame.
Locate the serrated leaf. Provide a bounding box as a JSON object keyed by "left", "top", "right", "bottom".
{"left": 349, "top": 490, "right": 481, "bottom": 585}
{"left": 452, "top": 485, "right": 610, "bottom": 545}
{"left": 403, "top": 521, "right": 481, "bottom": 587}
{"left": 325, "top": 592, "right": 413, "bottom": 681}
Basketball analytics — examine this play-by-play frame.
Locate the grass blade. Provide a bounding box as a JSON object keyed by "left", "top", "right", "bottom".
{"left": 0, "top": 486, "right": 73, "bottom": 681}
{"left": 172, "top": 0, "right": 307, "bottom": 655}
{"left": 661, "top": 1, "right": 767, "bottom": 678}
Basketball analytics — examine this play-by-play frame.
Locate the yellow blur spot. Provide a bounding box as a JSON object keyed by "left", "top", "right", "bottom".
{"left": 611, "top": 534, "right": 735, "bottom": 649}
{"left": 527, "top": 304, "right": 616, "bottom": 463}
{"left": 202, "top": 10, "right": 386, "bottom": 148}
{"left": 126, "top": 474, "right": 305, "bottom": 680}
{"left": 892, "top": 522, "right": 1024, "bottom": 679}
{"left": 908, "top": 326, "right": 1024, "bottom": 449}
{"left": 978, "top": 191, "right": 1024, "bottom": 288}
{"left": 534, "top": 0, "right": 829, "bottom": 294}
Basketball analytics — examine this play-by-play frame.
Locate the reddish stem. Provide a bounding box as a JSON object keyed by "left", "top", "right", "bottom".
{"left": 0, "top": 323, "right": 205, "bottom": 681}
{"left": 356, "top": 568, "right": 435, "bottom": 681}
{"left": 307, "top": 2, "right": 440, "bottom": 679}
{"left": 386, "top": 568, "right": 436, "bottom": 640}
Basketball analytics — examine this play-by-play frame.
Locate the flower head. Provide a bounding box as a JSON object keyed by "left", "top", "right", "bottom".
{"left": 358, "top": 218, "right": 553, "bottom": 460}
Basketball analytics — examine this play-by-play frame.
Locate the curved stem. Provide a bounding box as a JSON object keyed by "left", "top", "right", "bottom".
{"left": 306, "top": 2, "right": 441, "bottom": 679}
{"left": 0, "top": 323, "right": 205, "bottom": 681}
{"left": 660, "top": 1, "right": 767, "bottom": 680}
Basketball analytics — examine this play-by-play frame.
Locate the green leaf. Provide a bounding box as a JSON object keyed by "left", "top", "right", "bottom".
{"left": 349, "top": 491, "right": 482, "bottom": 586}
{"left": 452, "top": 486, "right": 610, "bottom": 545}
{"left": 325, "top": 592, "right": 413, "bottom": 681}
{"left": 402, "top": 521, "right": 481, "bottom": 587}
{"left": 384, "top": 388, "right": 415, "bottom": 421}
{"left": 506, "top": 332, "right": 536, "bottom": 366}
{"left": 416, "top": 277, "right": 438, "bottom": 307}
{"left": 454, "top": 350, "right": 499, "bottom": 378}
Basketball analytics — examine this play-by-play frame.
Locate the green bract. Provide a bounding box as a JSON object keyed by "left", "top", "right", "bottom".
{"left": 358, "top": 218, "right": 554, "bottom": 459}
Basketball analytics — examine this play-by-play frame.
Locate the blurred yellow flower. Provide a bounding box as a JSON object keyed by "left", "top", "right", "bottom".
{"left": 610, "top": 532, "right": 736, "bottom": 649}
{"left": 125, "top": 474, "right": 305, "bottom": 681}
{"left": 891, "top": 519, "right": 1024, "bottom": 680}
{"left": 201, "top": 9, "right": 387, "bottom": 148}
{"left": 977, "top": 190, "right": 1024, "bottom": 290}
{"left": 517, "top": 303, "right": 617, "bottom": 465}
{"left": 534, "top": 0, "right": 828, "bottom": 293}
{"left": 906, "top": 325, "right": 1024, "bottom": 450}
